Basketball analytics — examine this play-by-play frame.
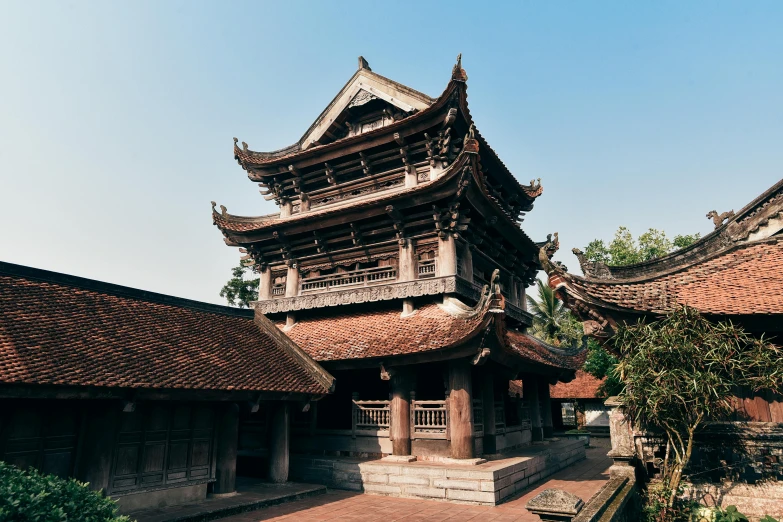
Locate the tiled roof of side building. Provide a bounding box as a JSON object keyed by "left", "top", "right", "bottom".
{"left": 0, "top": 262, "right": 333, "bottom": 394}
{"left": 568, "top": 238, "right": 783, "bottom": 315}
{"left": 549, "top": 371, "right": 605, "bottom": 399}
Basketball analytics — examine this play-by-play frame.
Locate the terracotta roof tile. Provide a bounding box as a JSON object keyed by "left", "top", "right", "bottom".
{"left": 549, "top": 371, "right": 605, "bottom": 399}
{"left": 504, "top": 330, "right": 587, "bottom": 371}
{"left": 569, "top": 239, "right": 783, "bottom": 316}
{"left": 0, "top": 263, "right": 329, "bottom": 394}
{"left": 277, "top": 302, "right": 488, "bottom": 361}
{"left": 277, "top": 300, "right": 586, "bottom": 372}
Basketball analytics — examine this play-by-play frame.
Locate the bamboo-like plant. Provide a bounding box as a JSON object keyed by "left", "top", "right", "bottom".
{"left": 612, "top": 307, "right": 783, "bottom": 520}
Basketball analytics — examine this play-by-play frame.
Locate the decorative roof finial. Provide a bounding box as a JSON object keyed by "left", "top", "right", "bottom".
{"left": 462, "top": 123, "right": 479, "bottom": 153}
{"left": 358, "top": 56, "right": 371, "bottom": 71}
{"left": 233, "top": 137, "right": 238, "bottom": 146}
{"left": 451, "top": 53, "right": 468, "bottom": 82}
{"left": 706, "top": 209, "right": 735, "bottom": 230}
{"left": 211, "top": 201, "right": 217, "bottom": 212}
{"left": 241, "top": 141, "right": 248, "bottom": 152}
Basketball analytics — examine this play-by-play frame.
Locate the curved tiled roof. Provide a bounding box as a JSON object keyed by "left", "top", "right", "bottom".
{"left": 566, "top": 238, "right": 783, "bottom": 316}
{"left": 549, "top": 371, "right": 605, "bottom": 399}
{"left": 504, "top": 329, "right": 587, "bottom": 371}
{"left": 0, "top": 262, "right": 332, "bottom": 394}
{"left": 276, "top": 301, "right": 491, "bottom": 362}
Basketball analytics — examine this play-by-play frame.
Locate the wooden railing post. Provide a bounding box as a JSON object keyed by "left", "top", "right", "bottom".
{"left": 351, "top": 392, "right": 358, "bottom": 439}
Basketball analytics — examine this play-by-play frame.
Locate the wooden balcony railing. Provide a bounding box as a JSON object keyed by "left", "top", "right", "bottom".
{"left": 352, "top": 399, "right": 390, "bottom": 436}
{"left": 472, "top": 399, "right": 484, "bottom": 436}
{"left": 271, "top": 284, "right": 285, "bottom": 296}
{"left": 300, "top": 266, "right": 397, "bottom": 293}
{"left": 411, "top": 399, "right": 448, "bottom": 439}
{"left": 418, "top": 259, "right": 437, "bottom": 278}
{"left": 495, "top": 401, "right": 506, "bottom": 431}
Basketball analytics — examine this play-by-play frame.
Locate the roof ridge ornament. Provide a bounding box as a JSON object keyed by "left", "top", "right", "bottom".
{"left": 451, "top": 53, "right": 468, "bottom": 82}
{"left": 463, "top": 124, "right": 479, "bottom": 153}
{"left": 358, "top": 56, "right": 371, "bottom": 71}
{"left": 707, "top": 209, "right": 735, "bottom": 230}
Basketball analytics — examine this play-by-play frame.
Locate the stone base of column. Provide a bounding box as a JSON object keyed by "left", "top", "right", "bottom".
{"left": 441, "top": 457, "right": 487, "bottom": 466}
{"left": 382, "top": 455, "right": 417, "bottom": 463}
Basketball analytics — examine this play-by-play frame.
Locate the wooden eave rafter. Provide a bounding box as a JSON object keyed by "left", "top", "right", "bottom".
{"left": 219, "top": 152, "right": 541, "bottom": 277}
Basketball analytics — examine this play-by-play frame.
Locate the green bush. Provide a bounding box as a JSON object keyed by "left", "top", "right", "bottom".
{"left": 0, "top": 461, "right": 131, "bottom": 522}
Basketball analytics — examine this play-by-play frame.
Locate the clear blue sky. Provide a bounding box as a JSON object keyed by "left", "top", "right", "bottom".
{"left": 1, "top": 1, "right": 781, "bottom": 304}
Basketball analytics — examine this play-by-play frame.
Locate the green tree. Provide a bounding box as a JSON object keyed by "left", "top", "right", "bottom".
{"left": 613, "top": 307, "right": 783, "bottom": 519}
{"left": 527, "top": 279, "right": 568, "bottom": 343}
{"left": 220, "top": 264, "right": 259, "bottom": 308}
{"left": 583, "top": 227, "right": 700, "bottom": 266}
{"left": 583, "top": 342, "right": 624, "bottom": 397}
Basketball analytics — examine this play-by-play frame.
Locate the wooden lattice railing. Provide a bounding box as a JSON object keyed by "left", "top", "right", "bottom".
{"left": 411, "top": 399, "right": 448, "bottom": 439}
{"left": 300, "top": 266, "right": 397, "bottom": 293}
{"left": 418, "top": 259, "right": 437, "bottom": 278}
{"left": 352, "top": 399, "right": 390, "bottom": 435}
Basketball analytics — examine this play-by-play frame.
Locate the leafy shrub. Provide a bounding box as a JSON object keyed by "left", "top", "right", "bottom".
{"left": 0, "top": 461, "right": 131, "bottom": 522}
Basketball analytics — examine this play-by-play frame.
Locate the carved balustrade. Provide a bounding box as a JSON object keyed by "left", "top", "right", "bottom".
{"left": 271, "top": 283, "right": 285, "bottom": 296}
{"left": 300, "top": 266, "right": 397, "bottom": 293}
{"left": 417, "top": 259, "right": 437, "bottom": 279}
{"left": 495, "top": 401, "right": 506, "bottom": 431}
{"left": 352, "top": 399, "right": 391, "bottom": 436}
{"left": 472, "top": 399, "right": 484, "bottom": 436}
{"left": 411, "top": 400, "right": 449, "bottom": 440}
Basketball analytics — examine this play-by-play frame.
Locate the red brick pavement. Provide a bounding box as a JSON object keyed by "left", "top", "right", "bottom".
{"left": 221, "top": 439, "right": 612, "bottom": 522}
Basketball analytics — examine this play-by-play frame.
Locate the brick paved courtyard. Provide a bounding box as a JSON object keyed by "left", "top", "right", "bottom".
{"left": 220, "top": 439, "right": 612, "bottom": 521}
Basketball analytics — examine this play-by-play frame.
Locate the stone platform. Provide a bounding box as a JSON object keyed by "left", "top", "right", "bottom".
{"left": 290, "top": 438, "right": 586, "bottom": 505}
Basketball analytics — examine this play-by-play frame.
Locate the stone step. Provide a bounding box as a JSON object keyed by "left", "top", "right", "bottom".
{"left": 128, "top": 481, "right": 327, "bottom": 522}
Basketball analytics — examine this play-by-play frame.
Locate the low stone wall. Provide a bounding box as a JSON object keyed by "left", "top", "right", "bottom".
{"left": 572, "top": 477, "right": 641, "bottom": 522}
{"left": 686, "top": 481, "right": 783, "bottom": 521}
{"left": 291, "top": 439, "right": 585, "bottom": 505}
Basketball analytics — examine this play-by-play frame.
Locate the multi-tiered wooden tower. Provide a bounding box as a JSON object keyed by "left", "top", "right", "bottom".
{"left": 214, "top": 56, "right": 584, "bottom": 461}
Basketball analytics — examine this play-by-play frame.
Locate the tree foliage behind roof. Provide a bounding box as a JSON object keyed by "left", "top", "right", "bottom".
{"left": 584, "top": 226, "right": 700, "bottom": 266}
{"left": 220, "top": 264, "right": 260, "bottom": 308}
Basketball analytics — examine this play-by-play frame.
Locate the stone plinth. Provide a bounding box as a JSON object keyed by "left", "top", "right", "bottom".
{"left": 526, "top": 488, "right": 584, "bottom": 521}
{"left": 290, "top": 438, "right": 586, "bottom": 505}
{"left": 604, "top": 396, "right": 636, "bottom": 480}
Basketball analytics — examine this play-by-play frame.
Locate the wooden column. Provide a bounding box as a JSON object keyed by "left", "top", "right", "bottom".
{"left": 539, "top": 380, "right": 554, "bottom": 439}
{"left": 268, "top": 402, "right": 290, "bottom": 483}
{"left": 461, "top": 244, "right": 474, "bottom": 281}
{"left": 258, "top": 267, "right": 272, "bottom": 301}
{"left": 285, "top": 265, "right": 299, "bottom": 297}
{"left": 481, "top": 370, "right": 496, "bottom": 455}
{"left": 390, "top": 373, "right": 412, "bottom": 456}
{"left": 214, "top": 402, "right": 239, "bottom": 494}
{"left": 524, "top": 377, "right": 543, "bottom": 442}
{"left": 75, "top": 403, "right": 120, "bottom": 493}
{"left": 448, "top": 360, "right": 474, "bottom": 459}
{"left": 437, "top": 234, "right": 457, "bottom": 277}
{"left": 399, "top": 240, "right": 417, "bottom": 314}
{"left": 280, "top": 200, "right": 293, "bottom": 218}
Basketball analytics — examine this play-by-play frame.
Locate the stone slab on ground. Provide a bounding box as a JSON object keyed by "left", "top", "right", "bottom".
{"left": 125, "top": 479, "right": 326, "bottom": 522}
{"left": 290, "top": 438, "right": 587, "bottom": 505}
